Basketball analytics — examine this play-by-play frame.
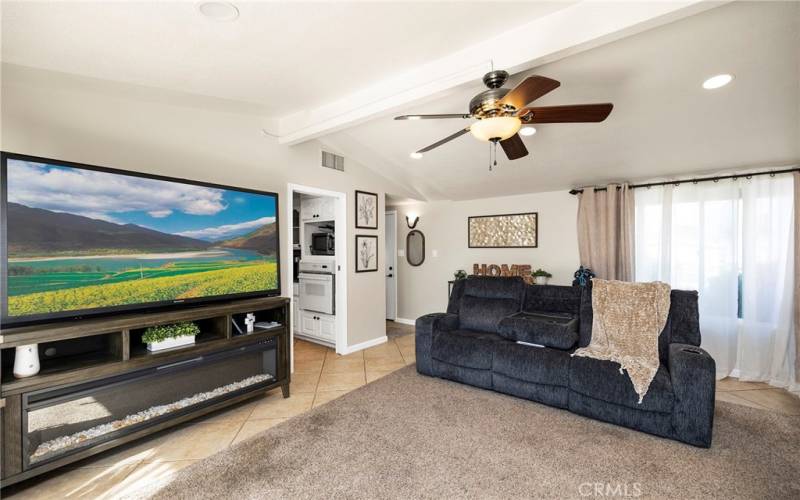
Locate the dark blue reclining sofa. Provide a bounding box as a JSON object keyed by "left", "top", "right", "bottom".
{"left": 415, "top": 276, "right": 716, "bottom": 447}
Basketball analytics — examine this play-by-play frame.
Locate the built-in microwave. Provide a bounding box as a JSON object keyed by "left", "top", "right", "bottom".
{"left": 310, "top": 232, "right": 335, "bottom": 255}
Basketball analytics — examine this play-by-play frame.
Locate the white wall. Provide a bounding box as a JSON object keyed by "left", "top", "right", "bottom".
{"left": 1, "top": 64, "right": 414, "bottom": 347}
{"left": 391, "top": 190, "right": 580, "bottom": 321}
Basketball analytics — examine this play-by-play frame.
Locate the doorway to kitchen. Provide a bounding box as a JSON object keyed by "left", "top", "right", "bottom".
{"left": 286, "top": 184, "right": 348, "bottom": 371}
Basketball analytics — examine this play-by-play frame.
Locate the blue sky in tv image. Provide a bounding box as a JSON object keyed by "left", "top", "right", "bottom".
{"left": 6, "top": 159, "right": 276, "bottom": 241}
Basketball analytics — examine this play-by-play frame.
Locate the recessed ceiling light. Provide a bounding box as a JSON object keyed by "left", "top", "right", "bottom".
{"left": 519, "top": 126, "right": 537, "bottom": 137}
{"left": 198, "top": 2, "right": 239, "bottom": 22}
{"left": 410, "top": 152, "right": 423, "bottom": 160}
{"left": 702, "top": 74, "right": 733, "bottom": 90}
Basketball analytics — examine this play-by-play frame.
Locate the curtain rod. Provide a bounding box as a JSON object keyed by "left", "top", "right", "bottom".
{"left": 568, "top": 167, "right": 800, "bottom": 195}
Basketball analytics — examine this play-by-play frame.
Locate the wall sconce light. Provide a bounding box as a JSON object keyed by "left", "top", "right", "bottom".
{"left": 406, "top": 212, "right": 419, "bottom": 229}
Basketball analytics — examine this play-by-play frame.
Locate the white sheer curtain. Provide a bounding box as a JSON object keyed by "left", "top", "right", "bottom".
{"left": 634, "top": 174, "right": 797, "bottom": 391}
{"left": 739, "top": 176, "right": 795, "bottom": 387}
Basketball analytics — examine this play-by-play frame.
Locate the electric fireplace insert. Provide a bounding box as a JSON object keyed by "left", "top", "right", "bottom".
{"left": 22, "top": 339, "right": 276, "bottom": 468}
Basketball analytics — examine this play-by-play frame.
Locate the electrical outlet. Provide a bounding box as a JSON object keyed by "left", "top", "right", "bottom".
{"left": 398, "top": 249, "right": 405, "bottom": 257}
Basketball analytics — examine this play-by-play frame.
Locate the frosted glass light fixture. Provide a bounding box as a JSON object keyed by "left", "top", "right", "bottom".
{"left": 469, "top": 116, "right": 522, "bottom": 142}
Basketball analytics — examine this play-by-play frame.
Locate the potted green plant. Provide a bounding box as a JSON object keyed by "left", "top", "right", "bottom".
{"left": 532, "top": 268, "right": 552, "bottom": 285}
{"left": 142, "top": 322, "right": 200, "bottom": 352}
{"left": 454, "top": 269, "right": 467, "bottom": 280}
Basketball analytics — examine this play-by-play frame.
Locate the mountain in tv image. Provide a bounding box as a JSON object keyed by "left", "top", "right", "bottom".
{"left": 4, "top": 158, "right": 278, "bottom": 319}
{"left": 6, "top": 202, "right": 215, "bottom": 255}
{"left": 218, "top": 222, "right": 278, "bottom": 254}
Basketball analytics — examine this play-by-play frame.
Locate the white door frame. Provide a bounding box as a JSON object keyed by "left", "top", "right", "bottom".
{"left": 286, "top": 183, "right": 348, "bottom": 369}
{"left": 385, "top": 210, "right": 398, "bottom": 321}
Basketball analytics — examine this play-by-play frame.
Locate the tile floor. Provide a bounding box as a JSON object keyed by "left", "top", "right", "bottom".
{"left": 5, "top": 320, "right": 799, "bottom": 498}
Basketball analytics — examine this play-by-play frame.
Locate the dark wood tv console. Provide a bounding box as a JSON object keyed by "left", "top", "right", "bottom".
{"left": 0, "top": 296, "right": 290, "bottom": 487}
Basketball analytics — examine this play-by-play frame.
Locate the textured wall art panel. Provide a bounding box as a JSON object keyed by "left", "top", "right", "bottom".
{"left": 468, "top": 212, "right": 538, "bottom": 248}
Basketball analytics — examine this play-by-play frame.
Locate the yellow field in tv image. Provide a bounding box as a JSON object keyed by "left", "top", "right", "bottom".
{"left": 7, "top": 261, "right": 278, "bottom": 317}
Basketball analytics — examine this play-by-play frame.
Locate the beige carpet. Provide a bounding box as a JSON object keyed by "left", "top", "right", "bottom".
{"left": 149, "top": 366, "right": 800, "bottom": 499}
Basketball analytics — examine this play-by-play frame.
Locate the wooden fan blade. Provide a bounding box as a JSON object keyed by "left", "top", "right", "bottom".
{"left": 499, "top": 76, "right": 561, "bottom": 110}
{"left": 500, "top": 134, "right": 528, "bottom": 160}
{"left": 395, "top": 114, "right": 471, "bottom": 120}
{"left": 416, "top": 128, "right": 470, "bottom": 153}
{"left": 517, "top": 103, "right": 613, "bottom": 123}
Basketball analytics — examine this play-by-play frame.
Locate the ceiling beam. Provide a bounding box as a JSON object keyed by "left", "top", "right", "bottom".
{"left": 277, "top": 0, "right": 724, "bottom": 145}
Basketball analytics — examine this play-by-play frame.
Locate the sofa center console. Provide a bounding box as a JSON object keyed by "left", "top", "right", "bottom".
{"left": 1, "top": 296, "right": 290, "bottom": 487}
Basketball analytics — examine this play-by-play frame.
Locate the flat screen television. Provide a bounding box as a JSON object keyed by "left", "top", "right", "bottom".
{"left": 1, "top": 152, "right": 280, "bottom": 327}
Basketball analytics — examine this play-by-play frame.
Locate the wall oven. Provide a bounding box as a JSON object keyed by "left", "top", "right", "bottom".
{"left": 298, "top": 261, "right": 335, "bottom": 315}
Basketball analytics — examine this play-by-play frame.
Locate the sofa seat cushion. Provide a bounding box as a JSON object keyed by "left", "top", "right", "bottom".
{"left": 493, "top": 341, "right": 571, "bottom": 387}
{"left": 569, "top": 356, "right": 675, "bottom": 413}
{"left": 431, "top": 329, "right": 501, "bottom": 370}
{"left": 497, "top": 312, "right": 578, "bottom": 349}
{"left": 459, "top": 295, "right": 520, "bottom": 334}
{"left": 432, "top": 360, "right": 493, "bottom": 389}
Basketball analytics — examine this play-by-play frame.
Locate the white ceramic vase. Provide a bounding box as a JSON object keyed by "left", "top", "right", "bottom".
{"left": 14, "top": 344, "right": 40, "bottom": 378}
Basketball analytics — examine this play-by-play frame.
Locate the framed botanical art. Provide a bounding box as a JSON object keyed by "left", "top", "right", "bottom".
{"left": 468, "top": 212, "right": 538, "bottom": 248}
{"left": 355, "top": 190, "right": 378, "bottom": 229}
{"left": 355, "top": 235, "right": 378, "bottom": 273}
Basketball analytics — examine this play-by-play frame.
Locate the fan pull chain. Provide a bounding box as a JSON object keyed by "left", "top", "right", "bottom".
{"left": 487, "top": 141, "right": 499, "bottom": 171}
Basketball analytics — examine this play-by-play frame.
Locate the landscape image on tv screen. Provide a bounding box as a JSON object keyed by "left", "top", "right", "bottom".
{"left": 3, "top": 157, "right": 279, "bottom": 322}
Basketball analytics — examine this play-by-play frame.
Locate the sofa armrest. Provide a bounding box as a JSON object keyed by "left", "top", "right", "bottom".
{"left": 415, "top": 313, "right": 458, "bottom": 375}
{"left": 668, "top": 343, "right": 716, "bottom": 447}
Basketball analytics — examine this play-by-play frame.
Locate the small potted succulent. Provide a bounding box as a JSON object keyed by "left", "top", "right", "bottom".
{"left": 532, "top": 268, "right": 552, "bottom": 285}
{"left": 454, "top": 269, "right": 467, "bottom": 280}
{"left": 142, "top": 322, "right": 200, "bottom": 352}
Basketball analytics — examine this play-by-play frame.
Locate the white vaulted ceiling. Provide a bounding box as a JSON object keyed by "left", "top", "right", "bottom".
{"left": 2, "top": 1, "right": 798, "bottom": 201}
{"left": 326, "top": 1, "right": 800, "bottom": 200}
{"left": 0, "top": 1, "right": 571, "bottom": 116}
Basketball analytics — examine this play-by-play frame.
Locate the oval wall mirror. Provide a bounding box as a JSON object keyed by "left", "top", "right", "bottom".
{"left": 406, "top": 230, "right": 425, "bottom": 266}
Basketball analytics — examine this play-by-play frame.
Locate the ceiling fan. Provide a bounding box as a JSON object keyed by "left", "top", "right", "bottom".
{"left": 395, "top": 70, "right": 613, "bottom": 168}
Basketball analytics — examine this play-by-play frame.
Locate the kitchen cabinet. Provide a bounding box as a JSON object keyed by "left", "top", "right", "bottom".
{"left": 301, "top": 196, "right": 334, "bottom": 222}
{"left": 317, "top": 197, "right": 335, "bottom": 221}
{"left": 318, "top": 315, "right": 335, "bottom": 340}
{"left": 300, "top": 197, "right": 319, "bottom": 222}
{"left": 299, "top": 310, "right": 335, "bottom": 342}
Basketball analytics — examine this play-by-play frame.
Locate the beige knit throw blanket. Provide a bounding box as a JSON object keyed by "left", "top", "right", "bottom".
{"left": 573, "top": 279, "right": 671, "bottom": 403}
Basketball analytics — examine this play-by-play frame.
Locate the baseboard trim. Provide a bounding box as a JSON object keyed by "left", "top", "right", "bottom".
{"left": 294, "top": 332, "right": 335, "bottom": 349}
{"left": 342, "top": 335, "right": 387, "bottom": 354}
{"left": 394, "top": 317, "right": 415, "bottom": 326}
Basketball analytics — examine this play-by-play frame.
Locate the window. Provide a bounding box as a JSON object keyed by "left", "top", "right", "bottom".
{"left": 634, "top": 174, "right": 795, "bottom": 384}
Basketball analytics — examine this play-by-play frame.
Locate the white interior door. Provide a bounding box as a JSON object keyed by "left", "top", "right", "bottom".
{"left": 385, "top": 211, "right": 397, "bottom": 320}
